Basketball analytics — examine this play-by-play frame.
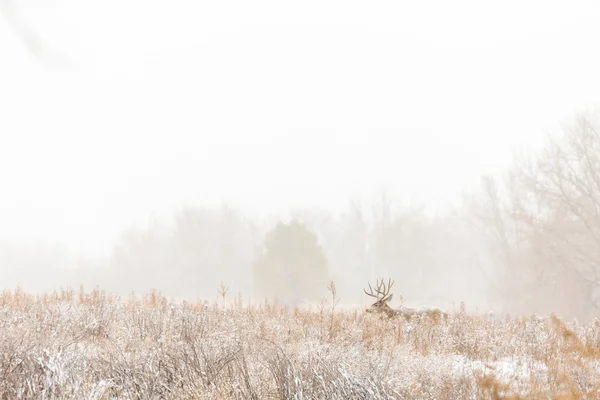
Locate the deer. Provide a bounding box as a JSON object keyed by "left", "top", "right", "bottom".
{"left": 364, "top": 278, "right": 449, "bottom": 321}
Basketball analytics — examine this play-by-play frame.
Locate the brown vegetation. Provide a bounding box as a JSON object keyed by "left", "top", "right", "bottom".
{"left": 1, "top": 287, "right": 600, "bottom": 399}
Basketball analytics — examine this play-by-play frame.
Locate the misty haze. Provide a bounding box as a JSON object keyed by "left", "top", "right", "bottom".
{"left": 2, "top": 1, "right": 600, "bottom": 398}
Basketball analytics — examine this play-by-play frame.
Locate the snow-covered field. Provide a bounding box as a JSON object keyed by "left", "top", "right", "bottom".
{"left": 0, "top": 288, "right": 599, "bottom": 399}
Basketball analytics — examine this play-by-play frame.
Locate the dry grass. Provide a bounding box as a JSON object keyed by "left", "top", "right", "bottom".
{"left": 0, "top": 287, "right": 599, "bottom": 399}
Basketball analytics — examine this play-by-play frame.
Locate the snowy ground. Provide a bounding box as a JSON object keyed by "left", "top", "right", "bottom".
{"left": 0, "top": 288, "right": 598, "bottom": 399}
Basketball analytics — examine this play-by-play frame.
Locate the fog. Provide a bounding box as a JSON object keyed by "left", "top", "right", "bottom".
{"left": 2, "top": 0, "right": 600, "bottom": 319}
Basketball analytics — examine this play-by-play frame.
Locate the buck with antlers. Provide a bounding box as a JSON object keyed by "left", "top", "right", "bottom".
{"left": 364, "top": 278, "right": 449, "bottom": 320}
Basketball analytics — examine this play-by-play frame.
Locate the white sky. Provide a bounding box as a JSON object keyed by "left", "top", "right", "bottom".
{"left": 1, "top": 0, "right": 600, "bottom": 255}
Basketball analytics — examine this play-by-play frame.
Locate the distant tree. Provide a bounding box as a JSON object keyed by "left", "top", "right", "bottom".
{"left": 109, "top": 220, "right": 174, "bottom": 293}
{"left": 170, "top": 205, "right": 256, "bottom": 295}
{"left": 508, "top": 113, "right": 600, "bottom": 318}
{"left": 330, "top": 198, "right": 370, "bottom": 301}
{"left": 376, "top": 217, "right": 428, "bottom": 291}
{"left": 108, "top": 205, "right": 256, "bottom": 297}
{"left": 469, "top": 112, "right": 600, "bottom": 319}
{"left": 465, "top": 175, "right": 539, "bottom": 311}
{"left": 254, "top": 220, "right": 328, "bottom": 305}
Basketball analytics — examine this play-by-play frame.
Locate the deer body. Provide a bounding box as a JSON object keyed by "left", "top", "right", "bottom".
{"left": 364, "top": 279, "right": 449, "bottom": 321}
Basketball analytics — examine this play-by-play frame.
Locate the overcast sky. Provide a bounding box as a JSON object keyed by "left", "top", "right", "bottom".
{"left": 1, "top": 0, "right": 600, "bottom": 255}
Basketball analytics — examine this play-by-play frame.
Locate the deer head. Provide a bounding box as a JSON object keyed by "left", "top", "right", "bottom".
{"left": 364, "top": 278, "right": 396, "bottom": 318}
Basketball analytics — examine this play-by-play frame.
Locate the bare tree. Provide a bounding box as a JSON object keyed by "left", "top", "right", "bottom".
{"left": 466, "top": 174, "right": 536, "bottom": 306}
{"left": 508, "top": 113, "right": 600, "bottom": 316}
{"left": 470, "top": 112, "right": 600, "bottom": 319}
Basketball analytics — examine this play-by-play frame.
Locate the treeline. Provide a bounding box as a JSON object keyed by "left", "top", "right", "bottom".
{"left": 84, "top": 198, "right": 486, "bottom": 309}
{"left": 2, "top": 112, "right": 600, "bottom": 320}
{"left": 0, "top": 197, "right": 485, "bottom": 311}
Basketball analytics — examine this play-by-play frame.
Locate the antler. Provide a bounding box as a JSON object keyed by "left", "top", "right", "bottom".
{"left": 363, "top": 282, "right": 380, "bottom": 299}
{"left": 364, "top": 278, "right": 395, "bottom": 301}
